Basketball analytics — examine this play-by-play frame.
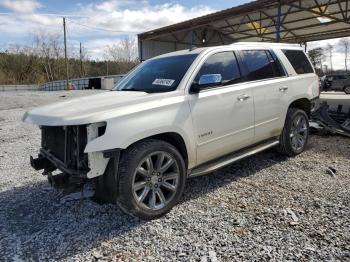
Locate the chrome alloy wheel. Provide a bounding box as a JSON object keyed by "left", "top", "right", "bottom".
{"left": 290, "top": 114, "right": 308, "bottom": 151}
{"left": 132, "top": 151, "right": 180, "bottom": 210}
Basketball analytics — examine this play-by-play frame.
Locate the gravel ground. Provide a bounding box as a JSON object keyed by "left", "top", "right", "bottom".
{"left": 0, "top": 91, "right": 349, "bottom": 261}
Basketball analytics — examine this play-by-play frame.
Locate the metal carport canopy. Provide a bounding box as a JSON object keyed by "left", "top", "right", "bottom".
{"left": 138, "top": 0, "right": 350, "bottom": 60}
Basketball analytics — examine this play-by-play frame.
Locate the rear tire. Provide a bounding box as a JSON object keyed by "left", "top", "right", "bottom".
{"left": 278, "top": 108, "right": 309, "bottom": 157}
{"left": 116, "top": 139, "right": 186, "bottom": 220}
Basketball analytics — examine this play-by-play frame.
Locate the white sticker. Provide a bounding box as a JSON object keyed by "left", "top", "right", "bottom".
{"left": 152, "top": 78, "right": 175, "bottom": 87}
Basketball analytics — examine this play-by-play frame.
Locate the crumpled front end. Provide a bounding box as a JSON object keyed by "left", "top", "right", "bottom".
{"left": 30, "top": 123, "right": 112, "bottom": 187}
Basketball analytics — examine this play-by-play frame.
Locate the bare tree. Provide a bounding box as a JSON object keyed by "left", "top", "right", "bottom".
{"left": 0, "top": 31, "right": 139, "bottom": 84}
{"left": 326, "top": 43, "right": 334, "bottom": 73}
{"left": 0, "top": 44, "right": 38, "bottom": 84}
{"left": 308, "top": 47, "right": 323, "bottom": 70}
{"left": 33, "top": 32, "right": 63, "bottom": 81}
{"left": 340, "top": 38, "right": 350, "bottom": 72}
{"left": 105, "top": 36, "right": 138, "bottom": 63}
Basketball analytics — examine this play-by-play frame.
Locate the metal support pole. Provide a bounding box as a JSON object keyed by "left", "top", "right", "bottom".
{"left": 80, "top": 42, "right": 83, "bottom": 77}
{"left": 138, "top": 38, "right": 143, "bottom": 62}
{"left": 63, "top": 17, "right": 69, "bottom": 90}
{"left": 191, "top": 30, "right": 195, "bottom": 50}
{"left": 276, "top": 0, "right": 282, "bottom": 42}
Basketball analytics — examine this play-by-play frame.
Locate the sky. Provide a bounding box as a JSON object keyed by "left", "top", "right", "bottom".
{"left": 0, "top": 0, "right": 349, "bottom": 70}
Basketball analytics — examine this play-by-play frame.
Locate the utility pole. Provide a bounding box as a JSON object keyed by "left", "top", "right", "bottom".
{"left": 327, "top": 44, "right": 333, "bottom": 73}
{"left": 63, "top": 17, "right": 69, "bottom": 90}
{"left": 80, "top": 42, "right": 83, "bottom": 77}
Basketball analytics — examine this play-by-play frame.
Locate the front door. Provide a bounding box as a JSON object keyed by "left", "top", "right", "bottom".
{"left": 188, "top": 51, "right": 254, "bottom": 165}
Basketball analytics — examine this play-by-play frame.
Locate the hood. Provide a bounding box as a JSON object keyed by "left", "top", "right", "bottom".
{"left": 23, "top": 91, "right": 168, "bottom": 126}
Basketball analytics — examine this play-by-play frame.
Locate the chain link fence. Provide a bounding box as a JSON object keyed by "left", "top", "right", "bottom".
{"left": 40, "top": 75, "right": 124, "bottom": 91}
{"left": 0, "top": 75, "right": 124, "bottom": 92}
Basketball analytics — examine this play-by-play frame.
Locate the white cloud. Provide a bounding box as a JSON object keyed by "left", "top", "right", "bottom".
{"left": 0, "top": 0, "right": 42, "bottom": 13}
{"left": 308, "top": 37, "right": 350, "bottom": 71}
{"left": 0, "top": 0, "right": 214, "bottom": 58}
{"left": 76, "top": 1, "right": 214, "bottom": 34}
{"left": 2, "top": 0, "right": 348, "bottom": 68}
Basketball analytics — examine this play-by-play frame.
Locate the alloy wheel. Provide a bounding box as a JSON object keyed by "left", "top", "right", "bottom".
{"left": 132, "top": 151, "right": 180, "bottom": 210}
{"left": 289, "top": 114, "right": 308, "bottom": 151}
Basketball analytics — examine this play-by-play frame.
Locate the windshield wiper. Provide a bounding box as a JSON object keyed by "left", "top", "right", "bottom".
{"left": 116, "top": 88, "right": 149, "bottom": 93}
{"left": 117, "top": 88, "right": 169, "bottom": 93}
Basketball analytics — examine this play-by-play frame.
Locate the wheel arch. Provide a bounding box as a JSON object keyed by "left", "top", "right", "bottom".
{"left": 122, "top": 132, "right": 190, "bottom": 168}
{"left": 288, "top": 98, "right": 311, "bottom": 118}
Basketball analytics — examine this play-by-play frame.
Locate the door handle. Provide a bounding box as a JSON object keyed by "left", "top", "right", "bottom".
{"left": 279, "top": 86, "right": 288, "bottom": 92}
{"left": 237, "top": 94, "right": 250, "bottom": 101}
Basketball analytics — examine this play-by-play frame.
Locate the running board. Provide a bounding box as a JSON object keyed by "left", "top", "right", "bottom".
{"left": 188, "top": 139, "right": 280, "bottom": 178}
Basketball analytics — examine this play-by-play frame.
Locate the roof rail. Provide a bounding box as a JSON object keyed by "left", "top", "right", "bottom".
{"left": 230, "top": 42, "right": 301, "bottom": 47}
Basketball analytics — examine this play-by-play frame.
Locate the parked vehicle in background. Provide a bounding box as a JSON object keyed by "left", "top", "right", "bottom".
{"left": 320, "top": 74, "right": 350, "bottom": 94}
{"left": 24, "top": 42, "right": 319, "bottom": 220}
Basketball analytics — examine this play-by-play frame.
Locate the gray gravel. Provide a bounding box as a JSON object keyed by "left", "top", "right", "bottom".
{"left": 0, "top": 91, "right": 349, "bottom": 261}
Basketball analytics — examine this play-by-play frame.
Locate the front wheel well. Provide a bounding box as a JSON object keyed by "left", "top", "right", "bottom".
{"left": 123, "top": 132, "right": 188, "bottom": 168}
{"left": 288, "top": 98, "right": 311, "bottom": 118}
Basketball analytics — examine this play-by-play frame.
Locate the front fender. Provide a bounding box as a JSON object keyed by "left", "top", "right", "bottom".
{"left": 84, "top": 102, "right": 196, "bottom": 168}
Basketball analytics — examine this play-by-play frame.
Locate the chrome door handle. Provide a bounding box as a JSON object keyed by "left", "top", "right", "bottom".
{"left": 279, "top": 86, "right": 288, "bottom": 92}
{"left": 237, "top": 94, "right": 250, "bottom": 101}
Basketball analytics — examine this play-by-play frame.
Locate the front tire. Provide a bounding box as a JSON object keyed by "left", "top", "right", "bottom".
{"left": 344, "top": 86, "right": 350, "bottom": 94}
{"left": 279, "top": 108, "right": 309, "bottom": 157}
{"left": 116, "top": 139, "right": 186, "bottom": 220}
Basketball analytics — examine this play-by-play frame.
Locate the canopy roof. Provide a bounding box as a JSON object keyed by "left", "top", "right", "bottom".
{"left": 138, "top": 0, "right": 350, "bottom": 60}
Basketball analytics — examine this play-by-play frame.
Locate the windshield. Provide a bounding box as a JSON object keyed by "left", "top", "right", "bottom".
{"left": 114, "top": 54, "right": 198, "bottom": 93}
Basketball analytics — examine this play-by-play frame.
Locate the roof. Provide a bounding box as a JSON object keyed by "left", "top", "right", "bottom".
{"left": 148, "top": 42, "right": 303, "bottom": 60}
{"left": 230, "top": 42, "right": 302, "bottom": 48}
{"left": 154, "top": 47, "right": 207, "bottom": 58}
{"left": 139, "top": 0, "right": 350, "bottom": 44}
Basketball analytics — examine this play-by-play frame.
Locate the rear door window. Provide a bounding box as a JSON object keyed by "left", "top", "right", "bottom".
{"left": 282, "top": 50, "right": 314, "bottom": 74}
{"left": 195, "top": 51, "right": 242, "bottom": 86}
{"left": 242, "top": 50, "right": 278, "bottom": 81}
{"left": 266, "top": 50, "right": 286, "bottom": 77}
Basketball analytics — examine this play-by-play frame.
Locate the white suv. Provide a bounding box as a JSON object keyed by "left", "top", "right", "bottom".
{"left": 24, "top": 42, "right": 319, "bottom": 220}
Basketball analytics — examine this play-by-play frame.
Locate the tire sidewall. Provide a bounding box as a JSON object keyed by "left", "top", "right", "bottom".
{"left": 282, "top": 109, "right": 309, "bottom": 156}
{"left": 117, "top": 140, "right": 186, "bottom": 220}
{"left": 344, "top": 86, "right": 350, "bottom": 94}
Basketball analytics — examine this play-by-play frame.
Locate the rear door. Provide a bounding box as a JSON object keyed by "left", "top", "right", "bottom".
{"left": 240, "top": 49, "right": 287, "bottom": 143}
{"left": 188, "top": 51, "right": 254, "bottom": 165}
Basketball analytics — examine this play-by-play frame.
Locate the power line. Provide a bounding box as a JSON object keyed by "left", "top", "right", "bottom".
{"left": 0, "top": 12, "right": 87, "bottom": 17}
{"left": 66, "top": 19, "right": 140, "bottom": 34}
{"left": 0, "top": 12, "right": 142, "bottom": 34}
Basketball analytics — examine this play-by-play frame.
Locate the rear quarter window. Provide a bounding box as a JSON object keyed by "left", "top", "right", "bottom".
{"left": 282, "top": 49, "right": 314, "bottom": 74}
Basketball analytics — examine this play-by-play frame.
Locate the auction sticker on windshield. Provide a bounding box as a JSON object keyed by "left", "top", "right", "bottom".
{"left": 152, "top": 79, "right": 175, "bottom": 87}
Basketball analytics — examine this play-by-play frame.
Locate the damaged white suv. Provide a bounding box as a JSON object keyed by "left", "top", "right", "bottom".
{"left": 24, "top": 42, "right": 319, "bottom": 220}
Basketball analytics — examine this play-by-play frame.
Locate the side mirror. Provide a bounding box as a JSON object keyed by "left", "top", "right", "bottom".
{"left": 191, "top": 74, "right": 222, "bottom": 92}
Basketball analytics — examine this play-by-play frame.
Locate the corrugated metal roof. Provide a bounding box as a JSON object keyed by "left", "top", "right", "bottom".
{"left": 139, "top": 0, "right": 350, "bottom": 44}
